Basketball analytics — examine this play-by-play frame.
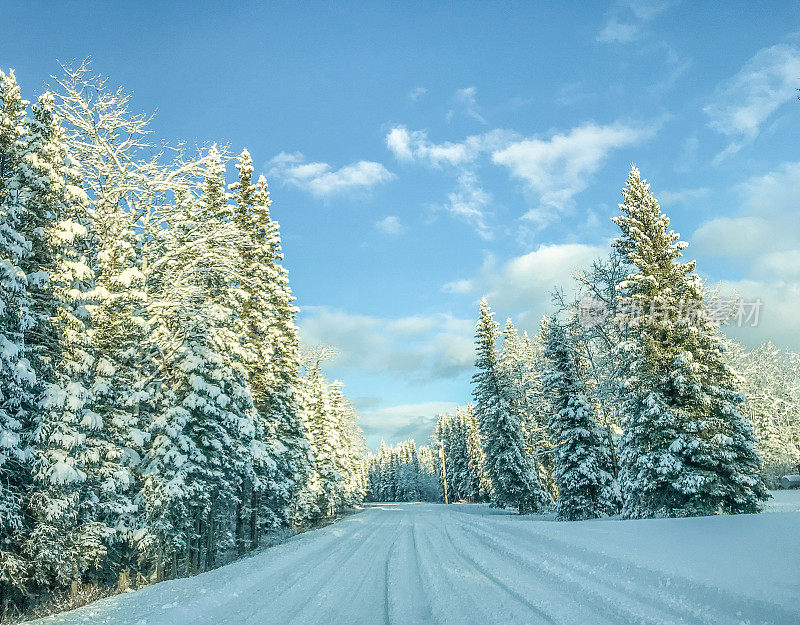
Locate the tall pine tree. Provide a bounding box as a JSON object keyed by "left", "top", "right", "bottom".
{"left": 543, "top": 318, "right": 619, "bottom": 521}
{"left": 472, "top": 299, "right": 550, "bottom": 513}
{"left": 0, "top": 68, "right": 36, "bottom": 611}
{"left": 231, "top": 150, "right": 312, "bottom": 536}
{"left": 613, "top": 167, "right": 768, "bottom": 518}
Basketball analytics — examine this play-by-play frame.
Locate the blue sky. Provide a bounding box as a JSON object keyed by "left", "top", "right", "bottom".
{"left": 3, "top": 1, "right": 799, "bottom": 449}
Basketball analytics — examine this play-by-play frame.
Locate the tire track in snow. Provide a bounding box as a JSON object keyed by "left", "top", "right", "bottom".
{"left": 439, "top": 517, "right": 560, "bottom": 625}
{"left": 383, "top": 534, "right": 399, "bottom": 625}
{"left": 138, "top": 515, "right": 386, "bottom": 625}
{"left": 222, "top": 510, "right": 390, "bottom": 625}
{"left": 384, "top": 514, "right": 436, "bottom": 625}
{"left": 280, "top": 511, "right": 399, "bottom": 625}
{"left": 452, "top": 514, "right": 693, "bottom": 625}
{"left": 469, "top": 512, "right": 799, "bottom": 625}
{"left": 409, "top": 519, "right": 435, "bottom": 621}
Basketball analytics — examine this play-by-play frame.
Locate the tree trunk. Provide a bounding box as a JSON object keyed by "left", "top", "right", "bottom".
{"left": 205, "top": 506, "right": 215, "bottom": 571}
{"left": 235, "top": 489, "right": 246, "bottom": 557}
{"left": 155, "top": 540, "right": 164, "bottom": 583}
{"left": 249, "top": 489, "right": 259, "bottom": 550}
{"left": 117, "top": 568, "right": 130, "bottom": 592}
{"left": 69, "top": 567, "right": 79, "bottom": 601}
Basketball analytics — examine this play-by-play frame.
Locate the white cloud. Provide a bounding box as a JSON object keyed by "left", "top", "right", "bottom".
{"left": 443, "top": 242, "right": 607, "bottom": 331}
{"left": 442, "top": 278, "right": 473, "bottom": 295}
{"left": 359, "top": 401, "right": 459, "bottom": 449}
{"left": 597, "top": 1, "right": 674, "bottom": 44}
{"left": 443, "top": 172, "right": 493, "bottom": 239}
{"left": 752, "top": 250, "right": 800, "bottom": 281}
{"left": 375, "top": 215, "right": 406, "bottom": 235}
{"left": 596, "top": 19, "right": 640, "bottom": 43}
{"left": 447, "top": 86, "right": 486, "bottom": 124}
{"left": 693, "top": 216, "right": 779, "bottom": 259}
{"left": 384, "top": 126, "right": 515, "bottom": 237}
{"left": 491, "top": 122, "right": 655, "bottom": 218}
{"left": 297, "top": 307, "right": 475, "bottom": 382}
{"left": 658, "top": 187, "right": 710, "bottom": 206}
{"left": 691, "top": 161, "right": 800, "bottom": 351}
{"left": 385, "top": 126, "right": 515, "bottom": 168}
{"left": 267, "top": 151, "right": 394, "bottom": 198}
{"left": 386, "top": 121, "right": 656, "bottom": 234}
{"left": 704, "top": 44, "right": 800, "bottom": 143}
{"left": 409, "top": 86, "right": 428, "bottom": 102}
{"left": 692, "top": 161, "right": 800, "bottom": 260}
{"left": 713, "top": 279, "right": 800, "bottom": 352}
{"left": 739, "top": 160, "right": 800, "bottom": 218}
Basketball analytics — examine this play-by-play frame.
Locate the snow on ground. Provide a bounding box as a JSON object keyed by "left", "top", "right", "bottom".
{"left": 763, "top": 488, "right": 800, "bottom": 514}
{"left": 28, "top": 493, "right": 800, "bottom": 625}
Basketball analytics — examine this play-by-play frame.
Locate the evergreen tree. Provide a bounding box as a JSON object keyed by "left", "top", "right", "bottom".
{"left": 231, "top": 150, "right": 312, "bottom": 535}
{"left": 499, "top": 320, "right": 554, "bottom": 497}
{"left": 141, "top": 150, "right": 256, "bottom": 575}
{"left": 0, "top": 68, "right": 35, "bottom": 610}
{"left": 613, "top": 167, "right": 768, "bottom": 518}
{"left": 0, "top": 64, "right": 372, "bottom": 615}
{"left": 543, "top": 318, "right": 619, "bottom": 520}
{"left": 301, "top": 354, "right": 341, "bottom": 517}
{"left": 462, "top": 405, "right": 490, "bottom": 502}
{"left": 472, "top": 298, "right": 550, "bottom": 513}
{"left": 10, "top": 93, "right": 106, "bottom": 593}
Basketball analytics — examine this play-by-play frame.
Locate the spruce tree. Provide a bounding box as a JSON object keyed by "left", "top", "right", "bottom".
{"left": 613, "top": 167, "right": 768, "bottom": 518}
{"left": 231, "top": 150, "right": 312, "bottom": 533}
{"left": 499, "top": 320, "right": 554, "bottom": 496}
{"left": 0, "top": 68, "right": 35, "bottom": 609}
{"left": 141, "top": 150, "right": 256, "bottom": 574}
{"left": 9, "top": 93, "right": 106, "bottom": 593}
{"left": 543, "top": 318, "right": 619, "bottom": 521}
{"left": 462, "top": 405, "right": 490, "bottom": 502}
{"left": 300, "top": 355, "right": 341, "bottom": 517}
{"left": 472, "top": 298, "right": 550, "bottom": 513}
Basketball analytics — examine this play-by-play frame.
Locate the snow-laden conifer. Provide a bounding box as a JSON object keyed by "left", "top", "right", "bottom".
{"left": 231, "top": 150, "right": 313, "bottom": 535}
{"left": 472, "top": 299, "right": 550, "bottom": 513}
{"left": 299, "top": 351, "right": 342, "bottom": 518}
{"left": 6, "top": 92, "right": 107, "bottom": 593}
{"left": 613, "top": 167, "right": 768, "bottom": 518}
{"left": 543, "top": 318, "right": 619, "bottom": 520}
{"left": 0, "top": 68, "right": 35, "bottom": 606}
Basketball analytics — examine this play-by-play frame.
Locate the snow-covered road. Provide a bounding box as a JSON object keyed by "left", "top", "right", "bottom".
{"left": 30, "top": 502, "right": 800, "bottom": 625}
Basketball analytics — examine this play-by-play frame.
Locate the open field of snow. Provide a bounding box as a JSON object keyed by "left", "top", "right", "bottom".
{"left": 29, "top": 494, "right": 800, "bottom": 625}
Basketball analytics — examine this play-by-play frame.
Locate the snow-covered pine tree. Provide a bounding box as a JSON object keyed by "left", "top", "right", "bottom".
{"left": 472, "top": 299, "right": 550, "bottom": 513}
{"left": 569, "top": 252, "right": 631, "bottom": 472}
{"left": 451, "top": 411, "right": 474, "bottom": 501}
{"left": 8, "top": 92, "right": 108, "bottom": 595}
{"left": 432, "top": 413, "right": 455, "bottom": 499}
{"left": 364, "top": 438, "right": 438, "bottom": 503}
{"left": 51, "top": 63, "right": 170, "bottom": 574}
{"left": 231, "top": 150, "right": 312, "bottom": 538}
{"left": 0, "top": 68, "right": 36, "bottom": 612}
{"left": 141, "top": 150, "right": 257, "bottom": 576}
{"left": 498, "top": 319, "right": 555, "bottom": 497}
{"left": 299, "top": 351, "right": 341, "bottom": 518}
{"left": 375, "top": 440, "right": 391, "bottom": 501}
{"left": 328, "top": 382, "right": 367, "bottom": 507}
{"left": 543, "top": 318, "right": 619, "bottom": 520}
{"left": 613, "top": 166, "right": 768, "bottom": 518}
{"left": 462, "top": 405, "right": 490, "bottom": 502}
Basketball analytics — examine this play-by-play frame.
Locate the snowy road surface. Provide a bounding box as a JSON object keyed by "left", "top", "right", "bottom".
{"left": 30, "top": 502, "right": 800, "bottom": 625}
